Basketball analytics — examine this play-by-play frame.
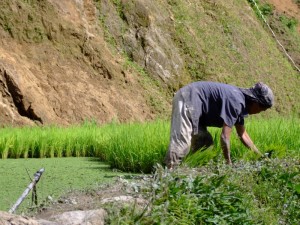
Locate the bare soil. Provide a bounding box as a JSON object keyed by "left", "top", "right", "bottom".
{"left": 269, "top": 0, "right": 300, "bottom": 33}
{"left": 0, "top": 0, "right": 170, "bottom": 127}
{"left": 270, "top": 0, "right": 299, "bottom": 15}
{"left": 32, "top": 175, "right": 151, "bottom": 222}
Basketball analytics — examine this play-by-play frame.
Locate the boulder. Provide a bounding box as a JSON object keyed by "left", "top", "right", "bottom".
{"left": 0, "top": 209, "right": 106, "bottom": 225}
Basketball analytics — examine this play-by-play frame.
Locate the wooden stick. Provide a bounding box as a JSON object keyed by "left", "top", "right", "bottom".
{"left": 9, "top": 168, "right": 45, "bottom": 214}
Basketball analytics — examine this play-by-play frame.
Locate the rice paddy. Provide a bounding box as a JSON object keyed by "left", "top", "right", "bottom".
{"left": 0, "top": 117, "right": 298, "bottom": 172}
{"left": 0, "top": 116, "right": 299, "bottom": 222}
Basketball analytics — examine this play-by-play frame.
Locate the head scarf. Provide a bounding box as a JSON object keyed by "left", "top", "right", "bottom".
{"left": 239, "top": 82, "right": 274, "bottom": 108}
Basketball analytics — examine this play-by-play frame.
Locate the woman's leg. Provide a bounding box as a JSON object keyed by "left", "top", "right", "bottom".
{"left": 190, "top": 127, "right": 213, "bottom": 153}
{"left": 165, "top": 91, "right": 193, "bottom": 169}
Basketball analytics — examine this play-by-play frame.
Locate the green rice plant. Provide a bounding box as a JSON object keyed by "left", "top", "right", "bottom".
{"left": 0, "top": 136, "right": 13, "bottom": 159}
{"left": 184, "top": 116, "right": 300, "bottom": 166}
{"left": 244, "top": 117, "right": 300, "bottom": 157}
{"left": 0, "top": 122, "right": 111, "bottom": 159}
{"left": 0, "top": 117, "right": 298, "bottom": 173}
{"left": 64, "top": 139, "right": 73, "bottom": 157}
{"left": 183, "top": 147, "right": 220, "bottom": 168}
{"left": 102, "top": 120, "right": 170, "bottom": 173}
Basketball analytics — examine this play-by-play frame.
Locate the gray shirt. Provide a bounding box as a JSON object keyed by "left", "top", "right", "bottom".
{"left": 179, "top": 81, "right": 248, "bottom": 134}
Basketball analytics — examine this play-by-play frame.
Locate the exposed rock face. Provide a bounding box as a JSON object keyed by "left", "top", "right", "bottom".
{"left": 0, "top": 0, "right": 172, "bottom": 126}
{"left": 99, "top": 0, "right": 186, "bottom": 84}
{"left": 0, "top": 0, "right": 299, "bottom": 126}
{"left": 120, "top": 0, "right": 184, "bottom": 81}
{"left": 0, "top": 57, "right": 61, "bottom": 126}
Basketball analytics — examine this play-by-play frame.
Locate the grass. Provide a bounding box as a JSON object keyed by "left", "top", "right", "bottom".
{"left": 93, "top": 0, "right": 300, "bottom": 114}
{"left": 0, "top": 157, "right": 132, "bottom": 213}
{"left": 0, "top": 117, "right": 299, "bottom": 171}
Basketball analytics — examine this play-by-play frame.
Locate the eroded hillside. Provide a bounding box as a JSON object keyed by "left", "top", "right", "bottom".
{"left": 0, "top": 0, "right": 299, "bottom": 126}
{"left": 0, "top": 0, "right": 171, "bottom": 126}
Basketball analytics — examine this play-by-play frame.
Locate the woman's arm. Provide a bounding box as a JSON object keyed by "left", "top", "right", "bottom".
{"left": 235, "top": 124, "right": 263, "bottom": 157}
{"left": 221, "top": 123, "right": 233, "bottom": 165}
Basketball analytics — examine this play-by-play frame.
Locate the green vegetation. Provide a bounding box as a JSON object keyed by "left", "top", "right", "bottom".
{"left": 0, "top": 116, "right": 299, "bottom": 172}
{"left": 0, "top": 0, "right": 53, "bottom": 43}
{"left": 92, "top": 0, "right": 300, "bottom": 114}
{"left": 249, "top": 0, "right": 299, "bottom": 33}
{"left": 0, "top": 117, "right": 299, "bottom": 221}
{"left": 0, "top": 122, "right": 106, "bottom": 159}
{"left": 247, "top": 0, "right": 274, "bottom": 18}
{"left": 280, "top": 15, "right": 298, "bottom": 31}
{"left": 165, "top": 0, "right": 300, "bottom": 113}
{"left": 105, "top": 160, "right": 300, "bottom": 224}
{"left": 0, "top": 120, "right": 170, "bottom": 174}
{"left": 0, "top": 157, "right": 130, "bottom": 213}
{"left": 103, "top": 120, "right": 169, "bottom": 173}
{"left": 0, "top": 0, "right": 299, "bottom": 221}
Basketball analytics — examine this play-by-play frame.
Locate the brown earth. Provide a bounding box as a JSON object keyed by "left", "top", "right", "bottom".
{"left": 0, "top": 0, "right": 171, "bottom": 127}
{"left": 266, "top": 0, "right": 300, "bottom": 69}
{"left": 268, "top": 0, "right": 300, "bottom": 33}
{"left": 0, "top": 0, "right": 300, "bottom": 127}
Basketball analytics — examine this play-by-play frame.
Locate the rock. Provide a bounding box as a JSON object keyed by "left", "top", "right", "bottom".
{"left": 0, "top": 0, "right": 169, "bottom": 127}
{"left": 0, "top": 209, "right": 107, "bottom": 225}
{"left": 103, "top": 0, "right": 185, "bottom": 82}
{"left": 0, "top": 211, "right": 41, "bottom": 225}
{"left": 49, "top": 209, "right": 107, "bottom": 225}
{"left": 100, "top": 195, "right": 148, "bottom": 205}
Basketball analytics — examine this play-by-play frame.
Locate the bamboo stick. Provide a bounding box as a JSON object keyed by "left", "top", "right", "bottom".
{"left": 9, "top": 168, "right": 45, "bottom": 214}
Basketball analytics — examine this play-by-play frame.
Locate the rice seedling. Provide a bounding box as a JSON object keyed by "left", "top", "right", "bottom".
{"left": 102, "top": 120, "right": 170, "bottom": 173}
{"left": 0, "top": 116, "right": 298, "bottom": 173}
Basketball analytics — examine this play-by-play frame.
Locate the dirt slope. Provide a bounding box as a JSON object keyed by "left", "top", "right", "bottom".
{"left": 0, "top": 0, "right": 168, "bottom": 126}
{"left": 269, "top": 0, "right": 300, "bottom": 33}
{"left": 0, "top": 0, "right": 299, "bottom": 127}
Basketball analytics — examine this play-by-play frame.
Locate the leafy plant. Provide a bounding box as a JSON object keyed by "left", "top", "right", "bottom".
{"left": 259, "top": 3, "right": 273, "bottom": 17}
{"left": 105, "top": 159, "right": 300, "bottom": 224}
{"left": 280, "top": 15, "right": 298, "bottom": 31}
{"left": 150, "top": 174, "right": 252, "bottom": 224}
{"left": 247, "top": 0, "right": 273, "bottom": 17}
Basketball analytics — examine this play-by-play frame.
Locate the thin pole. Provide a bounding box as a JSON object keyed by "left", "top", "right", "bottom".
{"left": 9, "top": 168, "right": 45, "bottom": 214}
